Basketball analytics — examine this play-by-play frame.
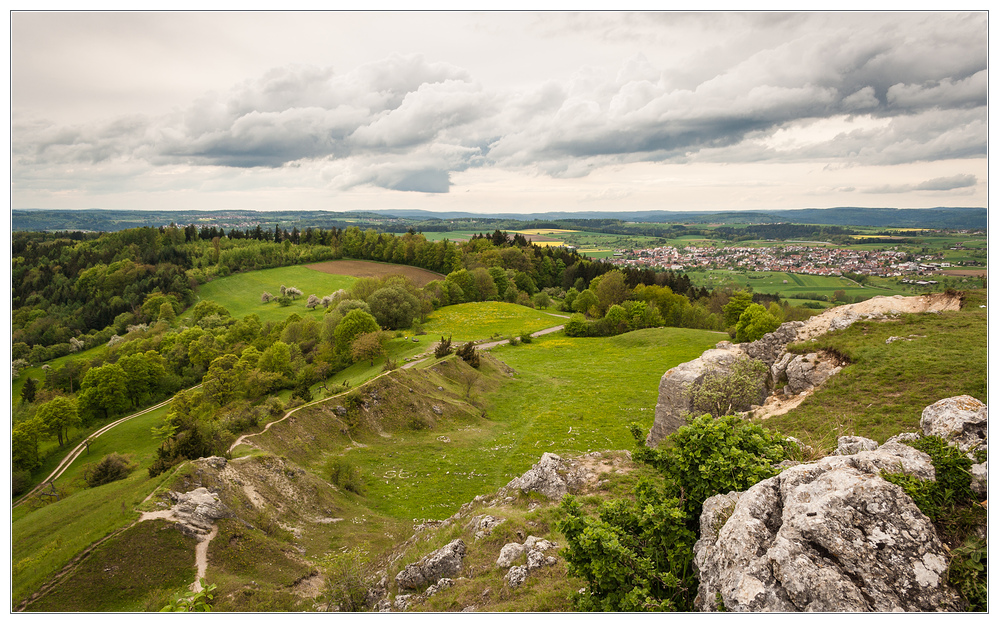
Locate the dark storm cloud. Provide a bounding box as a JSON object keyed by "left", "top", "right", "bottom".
{"left": 12, "top": 13, "right": 987, "bottom": 194}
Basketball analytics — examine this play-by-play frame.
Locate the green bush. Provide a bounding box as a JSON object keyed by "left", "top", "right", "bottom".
{"left": 558, "top": 415, "right": 795, "bottom": 611}
{"left": 686, "top": 358, "right": 768, "bottom": 419}
{"left": 455, "top": 341, "right": 480, "bottom": 368}
{"left": 434, "top": 335, "right": 453, "bottom": 358}
{"left": 316, "top": 548, "right": 369, "bottom": 612}
{"left": 327, "top": 456, "right": 365, "bottom": 495}
{"left": 84, "top": 452, "right": 136, "bottom": 488}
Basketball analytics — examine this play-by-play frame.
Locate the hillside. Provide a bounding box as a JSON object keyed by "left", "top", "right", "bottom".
{"left": 12, "top": 291, "right": 986, "bottom": 612}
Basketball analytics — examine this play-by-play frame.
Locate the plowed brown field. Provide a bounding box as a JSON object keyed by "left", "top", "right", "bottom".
{"left": 306, "top": 260, "right": 444, "bottom": 286}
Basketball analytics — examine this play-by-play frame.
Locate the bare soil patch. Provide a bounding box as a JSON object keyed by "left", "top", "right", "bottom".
{"left": 521, "top": 234, "right": 560, "bottom": 243}
{"left": 306, "top": 260, "right": 444, "bottom": 287}
{"left": 936, "top": 269, "right": 987, "bottom": 277}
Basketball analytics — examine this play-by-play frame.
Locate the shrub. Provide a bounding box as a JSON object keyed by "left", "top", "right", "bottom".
{"left": 316, "top": 548, "right": 369, "bottom": 612}
{"left": 519, "top": 333, "right": 533, "bottom": 344}
{"left": 327, "top": 456, "right": 365, "bottom": 495}
{"left": 12, "top": 469, "right": 32, "bottom": 497}
{"left": 558, "top": 416, "right": 795, "bottom": 611}
{"left": 456, "top": 341, "right": 480, "bottom": 368}
{"left": 686, "top": 358, "right": 768, "bottom": 418}
{"left": 162, "top": 583, "right": 217, "bottom": 612}
{"left": 434, "top": 335, "right": 453, "bottom": 358}
{"left": 84, "top": 452, "right": 136, "bottom": 488}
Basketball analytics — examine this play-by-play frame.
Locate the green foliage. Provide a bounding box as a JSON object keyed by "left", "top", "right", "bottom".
{"left": 558, "top": 484, "right": 697, "bottom": 611}
{"left": 946, "top": 538, "right": 987, "bottom": 611}
{"left": 317, "top": 548, "right": 370, "bottom": 612}
{"left": 368, "top": 286, "right": 420, "bottom": 329}
{"left": 734, "top": 303, "right": 780, "bottom": 343}
{"left": 722, "top": 291, "right": 754, "bottom": 327}
{"left": 434, "top": 335, "right": 453, "bottom": 358}
{"left": 455, "top": 341, "right": 480, "bottom": 368}
{"left": 563, "top": 313, "right": 589, "bottom": 337}
{"left": 686, "top": 358, "right": 768, "bottom": 418}
{"left": 36, "top": 396, "right": 81, "bottom": 447}
{"left": 632, "top": 415, "right": 794, "bottom": 519}
{"left": 333, "top": 309, "right": 380, "bottom": 355}
{"left": 83, "top": 452, "right": 136, "bottom": 488}
{"left": 559, "top": 415, "right": 794, "bottom": 611}
{"left": 161, "top": 583, "right": 217, "bottom": 612}
{"left": 327, "top": 456, "right": 365, "bottom": 495}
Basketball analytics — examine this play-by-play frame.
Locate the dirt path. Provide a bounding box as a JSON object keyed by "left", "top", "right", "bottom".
{"left": 190, "top": 525, "right": 218, "bottom": 592}
{"left": 13, "top": 388, "right": 199, "bottom": 509}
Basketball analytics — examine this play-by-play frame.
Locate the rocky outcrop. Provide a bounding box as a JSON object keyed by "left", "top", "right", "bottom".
{"left": 646, "top": 346, "right": 767, "bottom": 447}
{"left": 395, "top": 539, "right": 467, "bottom": 591}
{"left": 783, "top": 353, "right": 842, "bottom": 396}
{"left": 694, "top": 442, "right": 963, "bottom": 611}
{"left": 166, "top": 487, "right": 230, "bottom": 537}
{"left": 502, "top": 535, "right": 558, "bottom": 588}
{"left": 834, "top": 435, "right": 879, "bottom": 456}
{"left": 742, "top": 322, "right": 802, "bottom": 368}
{"left": 920, "top": 395, "right": 988, "bottom": 455}
{"left": 503, "top": 453, "right": 589, "bottom": 499}
{"left": 466, "top": 515, "right": 505, "bottom": 540}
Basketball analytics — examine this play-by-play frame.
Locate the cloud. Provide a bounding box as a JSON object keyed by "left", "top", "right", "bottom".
{"left": 11, "top": 13, "right": 987, "bottom": 196}
{"left": 865, "top": 173, "right": 978, "bottom": 194}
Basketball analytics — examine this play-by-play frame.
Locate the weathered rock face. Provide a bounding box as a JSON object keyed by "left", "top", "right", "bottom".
{"left": 646, "top": 347, "right": 767, "bottom": 447}
{"left": 168, "top": 487, "right": 229, "bottom": 536}
{"left": 784, "top": 353, "right": 842, "bottom": 396}
{"left": 504, "top": 453, "right": 588, "bottom": 499}
{"left": 742, "top": 322, "right": 802, "bottom": 369}
{"left": 835, "top": 435, "right": 879, "bottom": 456}
{"left": 694, "top": 444, "right": 962, "bottom": 612}
{"left": 920, "top": 395, "right": 988, "bottom": 455}
{"left": 496, "top": 543, "right": 526, "bottom": 568}
{"left": 395, "top": 539, "right": 467, "bottom": 591}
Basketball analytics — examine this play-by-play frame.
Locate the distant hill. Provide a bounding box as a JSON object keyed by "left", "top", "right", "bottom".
{"left": 12, "top": 206, "right": 986, "bottom": 232}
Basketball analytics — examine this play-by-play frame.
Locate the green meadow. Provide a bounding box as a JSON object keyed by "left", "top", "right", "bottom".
{"left": 420, "top": 302, "right": 567, "bottom": 342}
{"left": 187, "top": 265, "right": 357, "bottom": 324}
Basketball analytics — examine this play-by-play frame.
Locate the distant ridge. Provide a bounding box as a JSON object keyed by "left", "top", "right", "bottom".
{"left": 12, "top": 206, "right": 986, "bottom": 232}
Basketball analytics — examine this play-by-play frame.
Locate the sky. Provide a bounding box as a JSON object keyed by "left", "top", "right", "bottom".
{"left": 9, "top": 11, "right": 989, "bottom": 215}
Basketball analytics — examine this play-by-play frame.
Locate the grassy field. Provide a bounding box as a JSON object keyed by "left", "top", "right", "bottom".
{"left": 763, "top": 290, "right": 987, "bottom": 453}
{"left": 339, "top": 327, "right": 724, "bottom": 520}
{"left": 187, "top": 265, "right": 356, "bottom": 323}
{"left": 420, "top": 302, "right": 567, "bottom": 342}
{"left": 12, "top": 343, "right": 109, "bottom": 410}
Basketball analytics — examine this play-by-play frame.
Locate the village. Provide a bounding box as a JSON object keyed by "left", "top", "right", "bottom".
{"left": 609, "top": 244, "right": 954, "bottom": 278}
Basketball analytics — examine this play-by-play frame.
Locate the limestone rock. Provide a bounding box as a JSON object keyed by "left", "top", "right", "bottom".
{"left": 496, "top": 543, "right": 526, "bottom": 568}
{"left": 526, "top": 549, "right": 556, "bottom": 571}
{"left": 835, "top": 435, "right": 879, "bottom": 455}
{"left": 395, "top": 539, "right": 466, "bottom": 590}
{"left": 424, "top": 577, "right": 454, "bottom": 597}
{"left": 920, "top": 395, "right": 988, "bottom": 455}
{"left": 504, "top": 453, "right": 588, "bottom": 500}
{"left": 784, "top": 353, "right": 841, "bottom": 396}
{"left": 466, "top": 514, "right": 505, "bottom": 540}
{"left": 506, "top": 565, "right": 528, "bottom": 588}
{"left": 971, "top": 461, "right": 987, "bottom": 498}
{"left": 169, "top": 487, "right": 229, "bottom": 536}
{"left": 647, "top": 348, "right": 766, "bottom": 447}
{"left": 742, "top": 322, "right": 803, "bottom": 369}
{"left": 524, "top": 536, "right": 556, "bottom": 552}
{"left": 694, "top": 445, "right": 961, "bottom": 612}
{"left": 393, "top": 594, "right": 413, "bottom": 611}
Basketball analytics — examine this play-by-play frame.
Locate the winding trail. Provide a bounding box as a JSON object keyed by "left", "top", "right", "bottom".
{"left": 13, "top": 387, "right": 200, "bottom": 509}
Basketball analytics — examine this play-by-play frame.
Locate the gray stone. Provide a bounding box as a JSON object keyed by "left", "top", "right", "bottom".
{"left": 168, "top": 487, "right": 229, "bottom": 536}
{"left": 742, "top": 322, "right": 803, "bottom": 369}
{"left": 466, "top": 514, "right": 505, "bottom": 540}
{"left": 504, "top": 453, "right": 588, "bottom": 500}
{"left": 505, "top": 565, "right": 528, "bottom": 588}
{"left": 424, "top": 577, "right": 454, "bottom": 597}
{"left": 526, "top": 549, "right": 553, "bottom": 571}
{"left": 496, "top": 543, "right": 526, "bottom": 568}
{"left": 784, "top": 353, "right": 841, "bottom": 396}
{"left": 647, "top": 348, "right": 767, "bottom": 447}
{"left": 885, "top": 432, "right": 922, "bottom": 446}
{"left": 835, "top": 435, "right": 879, "bottom": 455}
{"left": 524, "top": 536, "right": 556, "bottom": 552}
{"left": 971, "top": 461, "right": 987, "bottom": 498}
{"left": 393, "top": 594, "right": 413, "bottom": 611}
{"left": 920, "top": 395, "right": 988, "bottom": 455}
{"left": 395, "top": 539, "right": 467, "bottom": 590}
{"left": 694, "top": 445, "right": 961, "bottom": 612}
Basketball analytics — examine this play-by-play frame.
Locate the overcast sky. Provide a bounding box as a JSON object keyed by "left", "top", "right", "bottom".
{"left": 9, "top": 11, "right": 988, "bottom": 214}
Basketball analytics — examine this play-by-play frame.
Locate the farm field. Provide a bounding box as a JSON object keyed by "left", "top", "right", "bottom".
{"left": 307, "top": 259, "right": 444, "bottom": 287}
{"left": 188, "top": 265, "right": 356, "bottom": 324}
{"left": 420, "top": 302, "right": 567, "bottom": 342}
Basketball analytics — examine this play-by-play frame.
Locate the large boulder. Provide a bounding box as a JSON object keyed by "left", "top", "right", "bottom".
{"left": 784, "top": 353, "right": 841, "bottom": 396}
{"left": 920, "top": 395, "right": 988, "bottom": 455}
{"left": 168, "top": 487, "right": 229, "bottom": 536}
{"left": 646, "top": 346, "right": 767, "bottom": 447}
{"left": 694, "top": 444, "right": 961, "bottom": 611}
{"left": 504, "top": 453, "right": 589, "bottom": 499}
{"left": 834, "top": 435, "right": 879, "bottom": 456}
{"left": 395, "top": 539, "right": 467, "bottom": 591}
